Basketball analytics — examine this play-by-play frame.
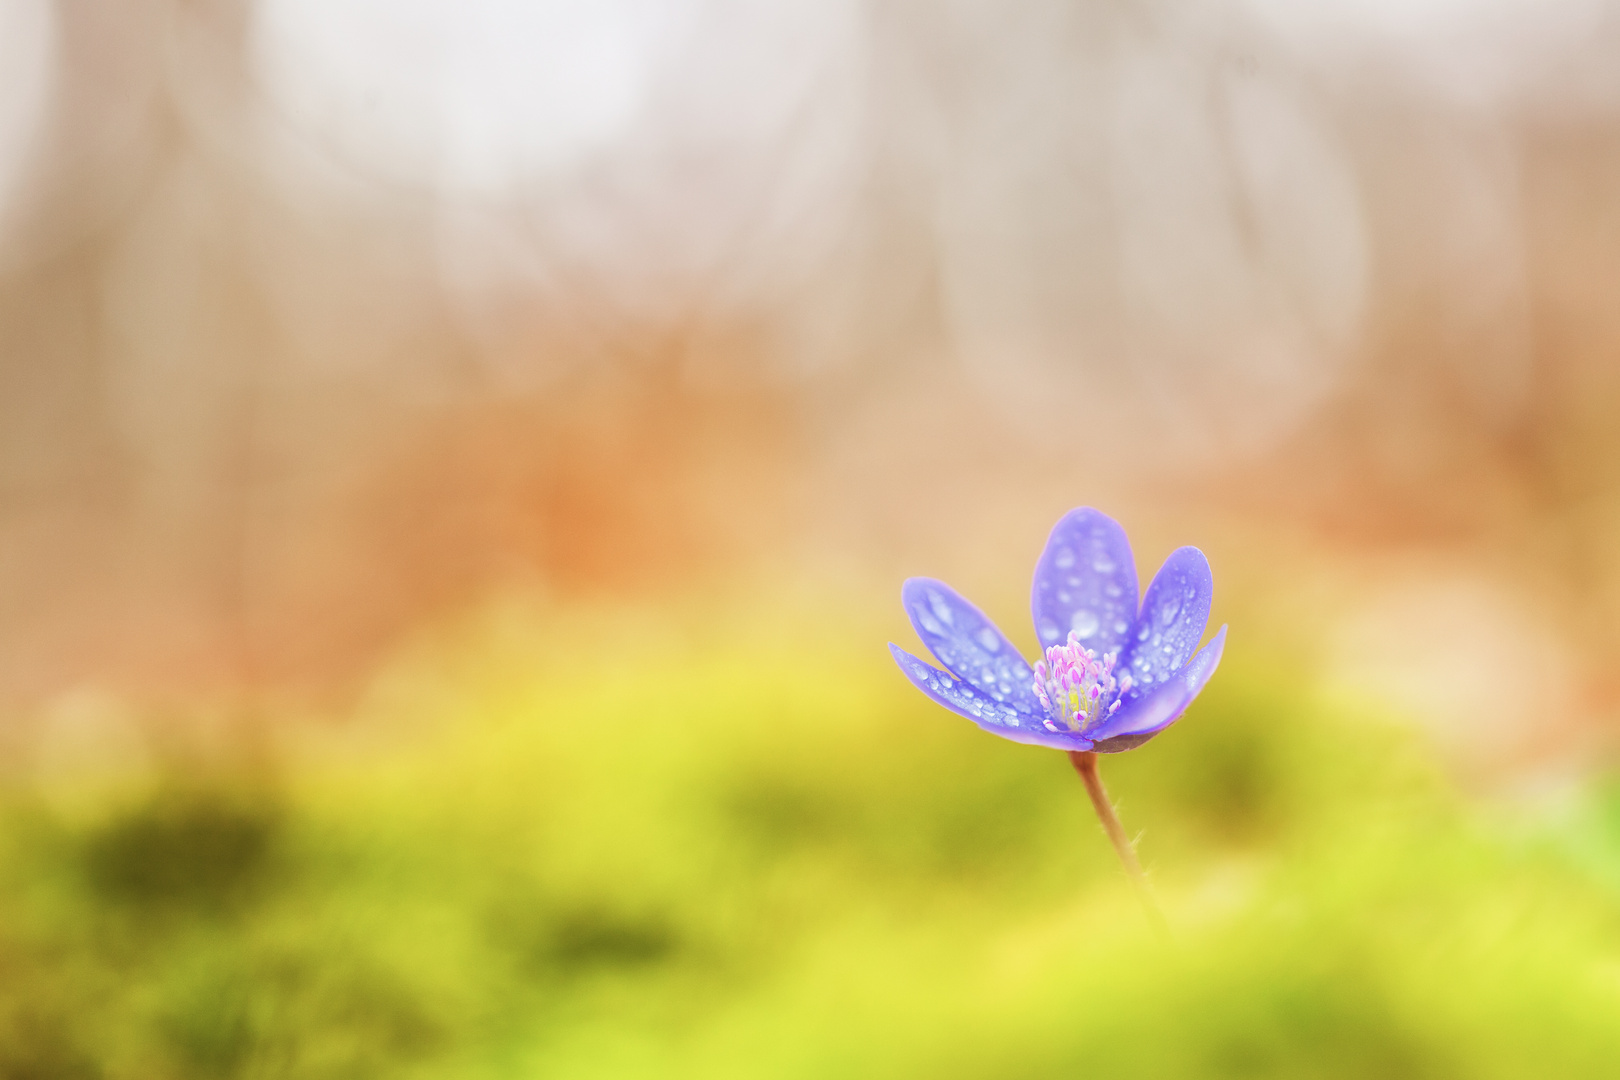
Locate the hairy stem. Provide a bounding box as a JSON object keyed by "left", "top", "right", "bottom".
{"left": 1068, "top": 750, "right": 1168, "bottom": 937}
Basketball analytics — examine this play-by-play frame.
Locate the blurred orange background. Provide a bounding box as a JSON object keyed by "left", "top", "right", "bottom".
{"left": 2, "top": 0, "right": 1618, "bottom": 779}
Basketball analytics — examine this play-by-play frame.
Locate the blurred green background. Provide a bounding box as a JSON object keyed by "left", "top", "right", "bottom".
{"left": 4, "top": 595, "right": 1619, "bottom": 1079}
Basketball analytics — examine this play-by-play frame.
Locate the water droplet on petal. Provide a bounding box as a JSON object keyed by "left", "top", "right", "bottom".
{"left": 1158, "top": 598, "right": 1181, "bottom": 627}
{"left": 929, "top": 592, "right": 954, "bottom": 625}
{"left": 1071, "top": 610, "right": 1099, "bottom": 639}
{"left": 1054, "top": 547, "right": 1075, "bottom": 569}
{"left": 1137, "top": 625, "right": 1151, "bottom": 642}
{"left": 1113, "top": 620, "right": 1128, "bottom": 634}
{"left": 974, "top": 627, "right": 1000, "bottom": 651}
{"left": 918, "top": 612, "right": 942, "bottom": 634}
{"left": 1104, "top": 583, "right": 1122, "bottom": 598}
{"left": 1038, "top": 618, "right": 1062, "bottom": 642}
{"left": 1057, "top": 590, "right": 1071, "bottom": 603}
{"left": 1093, "top": 553, "right": 1116, "bottom": 573}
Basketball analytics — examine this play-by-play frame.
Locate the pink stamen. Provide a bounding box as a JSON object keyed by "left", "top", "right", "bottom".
{"left": 1030, "top": 629, "right": 1127, "bottom": 734}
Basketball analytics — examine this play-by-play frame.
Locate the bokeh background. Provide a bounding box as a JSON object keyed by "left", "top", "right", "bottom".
{"left": 2, "top": 0, "right": 1620, "bottom": 1075}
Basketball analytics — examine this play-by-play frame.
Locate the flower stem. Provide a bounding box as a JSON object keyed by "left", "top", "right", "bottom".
{"left": 1068, "top": 750, "right": 1168, "bottom": 938}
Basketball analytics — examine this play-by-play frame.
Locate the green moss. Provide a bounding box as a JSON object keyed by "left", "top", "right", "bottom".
{"left": 0, "top": 599, "right": 1614, "bottom": 1078}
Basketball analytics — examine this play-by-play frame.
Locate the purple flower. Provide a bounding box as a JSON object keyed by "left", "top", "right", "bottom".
{"left": 890, "top": 507, "right": 1227, "bottom": 754}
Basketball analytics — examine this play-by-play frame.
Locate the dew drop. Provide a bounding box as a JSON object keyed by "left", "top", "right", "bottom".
{"left": 1104, "top": 583, "right": 1122, "bottom": 598}
{"left": 1157, "top": 598, "right": 1181, "bottom": 627}
{"left": 1058, "top": 590, "right": 1071, "bottom": 603}
{"left": 929, "top": 592, "right": 955, "bottom": 625}
{"left": 1053, "top": 547, "right": 1075, "bottom": 569}
{"left": 1137, "top": 625, "right": 1151, "bottom": 642}
{"left": 1067, "top": 576, "right": 1081, "bottom": 587}
{"left": 918, "top": 612, "right": 942, "bottom": 635}
{"left": 1070, "top": 610, "right": 1100, "bottom": 639}
{"left": 1093, "top": 553, "right": 1116, "bottom": 573}
{"left": 974, "top": 627, "right": 1001, "bottom": 651}
{"left": 1113, "top": 620, "right": 1128, "bottom": 634}
{"left": 1037, "top": 618, "right": 1062, "bottom": 642}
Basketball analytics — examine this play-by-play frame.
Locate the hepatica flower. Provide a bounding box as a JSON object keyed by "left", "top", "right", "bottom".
{"left": 890, "top": 507, "right": 1225, "bottom": 753}
{"left": 889, "top": 507, "right": 1226, "bottom": 907}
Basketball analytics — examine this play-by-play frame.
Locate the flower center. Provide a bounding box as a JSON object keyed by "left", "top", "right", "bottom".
{"left": 1032, "top": 632, "right": 1134, "bottom": 734}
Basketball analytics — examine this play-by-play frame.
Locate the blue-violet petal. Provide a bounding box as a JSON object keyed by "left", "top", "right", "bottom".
{"left": 889, "top": 644, "right": 1093, "bottom": 751}
{"left": 1118, "top": 546, "right": 1212, "bottom": 706}
{"left": 901, "top": 577, "right": 1040, "bottom": 711}
{"left": 1086, "top": 625, "right": 1226, "bottom": 750}
{"left": 1030, "top": 508, "right": 1139, "bottom": 656}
